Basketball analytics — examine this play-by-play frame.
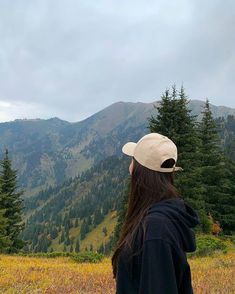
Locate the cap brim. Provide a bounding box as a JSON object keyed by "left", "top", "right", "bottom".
{"left": 173, "top": 166, "right": 183, "bottom": 171}
{"left": 122, "top": 142, "right": 136, "bottom": 156}
{"left": 155, "top": 166, "right": 184, "bottom": 172}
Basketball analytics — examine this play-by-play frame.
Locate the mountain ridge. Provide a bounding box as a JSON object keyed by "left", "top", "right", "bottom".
{"left": 2, "top": 99, "right": 235, "bottom": 125}
{"left": 0, "top": 99, "right": 234, "bottom": 197}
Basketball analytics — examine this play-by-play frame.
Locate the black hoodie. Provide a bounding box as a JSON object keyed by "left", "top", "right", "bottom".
{"left": 115, "top": 197, "right": 200, "bottom": 294}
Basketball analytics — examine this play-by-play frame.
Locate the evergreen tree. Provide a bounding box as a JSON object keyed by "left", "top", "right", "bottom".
{"left": 60, "top": 230, "right": 65, "bottom": 243}
{"left": 148, "top": 87, "right": 176, "bottom": 138}
{"left": 111, "top": 177, "right": 130, "bottom": 249}
{"left": 75, "top": 238, "right": 80, "bottom": 253}
{"left": 80, "top": 219, "right": 89, "bottom": 240}
{"left": 87, "top": 215, "right": 92, "bottom": 226}
{"left": 36, "top": 234, "right": 50, "bottom": 252}
{"left": 198, "top": 99, "right": 235, "bottom": 234}
{"left": 75, "top": 218, "right": 79, "bottom": 228}
{"left": 93, "top": 208, "right": 103, "bottom": 226}
{"left": 0, "top": 149, "right": 26, "bottom": 253}
{"left": 70, "top": 244, "right": 73, "bottom": 252}
{"left": 65, "top": 236, "right": 71, "bottom": 246}
{"left": 64, "top": 218, "right": 70, "bottom": 232}
{"left": 147, "top": 85, "right": 200, "bottom": 167}
{"left": 0, "top": 208, "right": 11, "bottom": 252}
{"left": 147, "top": 86, "right": 205, "bottom": 220}
{"left": 50, "top": 227, "right": 58, "bottom": 239}
{"left": 173, "top": 86, "right": 206, "bottom": 228}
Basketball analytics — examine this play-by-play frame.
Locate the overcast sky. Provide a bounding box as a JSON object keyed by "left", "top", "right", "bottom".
{"left": 0, "top": 0, "right": 234, "bottom": 123}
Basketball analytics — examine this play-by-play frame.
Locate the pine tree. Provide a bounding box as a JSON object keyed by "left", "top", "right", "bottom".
{"left": 93, "top": 208, "right": 103, "bottom": 226}
{"left": 0, "top": 149, "right": 26, "bottom": 253}
{"left": 111, "top": 177, "right": 130, "bottom": 249}
{"left": 147, "top": 85, "right": 200, "bottom": 166}
{"left": 75, "top": 238, "right": 80, "bottom": 252}
{"left": 87, "top": 215, "right": 92, "bottom": 226}
{"left": 70, "top": 244, "right": 74, "bottom": 252}
{"left": 173, "top": 86, "right": 206, "bottom": 227}
{"left": 0, "top": 208, "right": 11, "bottom": 252}
{"left": 75, "top": 218, "right": 79, "bottom": 227}
{"left": 80, "top": 219, "right": 89, "bottom": 240}
{"left": 60, "top": 230, "right": 65, "bottom": 243}
{"left": 65, "top": 236, "right": 71, "bottom": 246}
{"left": 148, "top": 87, "right": 177, "bottom": 138}
{"left": 198, "top": 99, "right": 235, "bottom": 234}
{"left": 147, "top": 86, "right": 204, "bottom": 213}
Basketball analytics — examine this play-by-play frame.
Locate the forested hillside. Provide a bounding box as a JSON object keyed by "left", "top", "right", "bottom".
{"left": 216, "top": 115, "right": 235, "bottom": 161}
{"left": 21, "top": 155, "right": 130, "bottom": 253}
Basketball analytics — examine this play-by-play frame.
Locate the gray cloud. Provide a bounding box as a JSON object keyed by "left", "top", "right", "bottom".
{"left": 0, "top": 0, "right": 234, "bottom": 122}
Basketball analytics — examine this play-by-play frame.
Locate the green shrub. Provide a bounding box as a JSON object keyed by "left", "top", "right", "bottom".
{"left": 70, "top": 251, "right": 104, "bottom": 263}
{"left": 188, "top": 235, "right": 227, "bottom": 257}
{"left": 14, "top": 251, "right": 71, "bottom": 258}
{"left": 13, "top": 251, "right": 105, "bottom": 263}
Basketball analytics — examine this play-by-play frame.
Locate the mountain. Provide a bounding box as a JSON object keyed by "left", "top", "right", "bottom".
{"left": 0, "top": 99, "right": 235, "bottom": 198}
{"left": 187, "top": 100, "right": 235, "bottom": 120}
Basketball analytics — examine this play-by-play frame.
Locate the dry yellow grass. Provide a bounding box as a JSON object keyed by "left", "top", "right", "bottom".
{"left": 190, "top": 252, "right": 235, "bottom": 294}
{"left": 0, "top": 252, "right": 234, "bottom": 293}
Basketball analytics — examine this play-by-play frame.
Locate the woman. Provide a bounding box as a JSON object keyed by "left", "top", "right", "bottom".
{"left": 112, "top": 132, "right": 200, "bottom": 294}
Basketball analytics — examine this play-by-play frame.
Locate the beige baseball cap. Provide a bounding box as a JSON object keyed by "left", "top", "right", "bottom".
{"left": 122, "top": 132, "right": 183, "bottom": 172}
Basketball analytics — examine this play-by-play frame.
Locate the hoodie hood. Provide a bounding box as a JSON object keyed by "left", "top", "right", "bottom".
{"left": 147, "top": 197, "right": 200, "bottom": 252}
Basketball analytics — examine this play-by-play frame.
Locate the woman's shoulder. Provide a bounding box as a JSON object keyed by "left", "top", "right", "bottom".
{"left": 141, "top": 214, "right": 178, "bottom": 246}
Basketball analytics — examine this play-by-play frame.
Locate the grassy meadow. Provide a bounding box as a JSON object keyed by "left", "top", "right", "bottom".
{"left": 0, "top": 248, "right": 234, "bottom": 293}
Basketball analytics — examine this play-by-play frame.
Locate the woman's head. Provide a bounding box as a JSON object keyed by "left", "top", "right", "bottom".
{"left": 122, "top": 132, "right": 183, "bottom": 173}
{"left": 129, "top": 156, "right": 179, "bottom": 202}
{"left": 111, "top": 155, "right": 181, "bottom": 279}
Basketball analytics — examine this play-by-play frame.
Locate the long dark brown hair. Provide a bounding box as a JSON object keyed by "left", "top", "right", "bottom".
{"left": 111, "top": 156, "right": 181, "bottom": 279}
